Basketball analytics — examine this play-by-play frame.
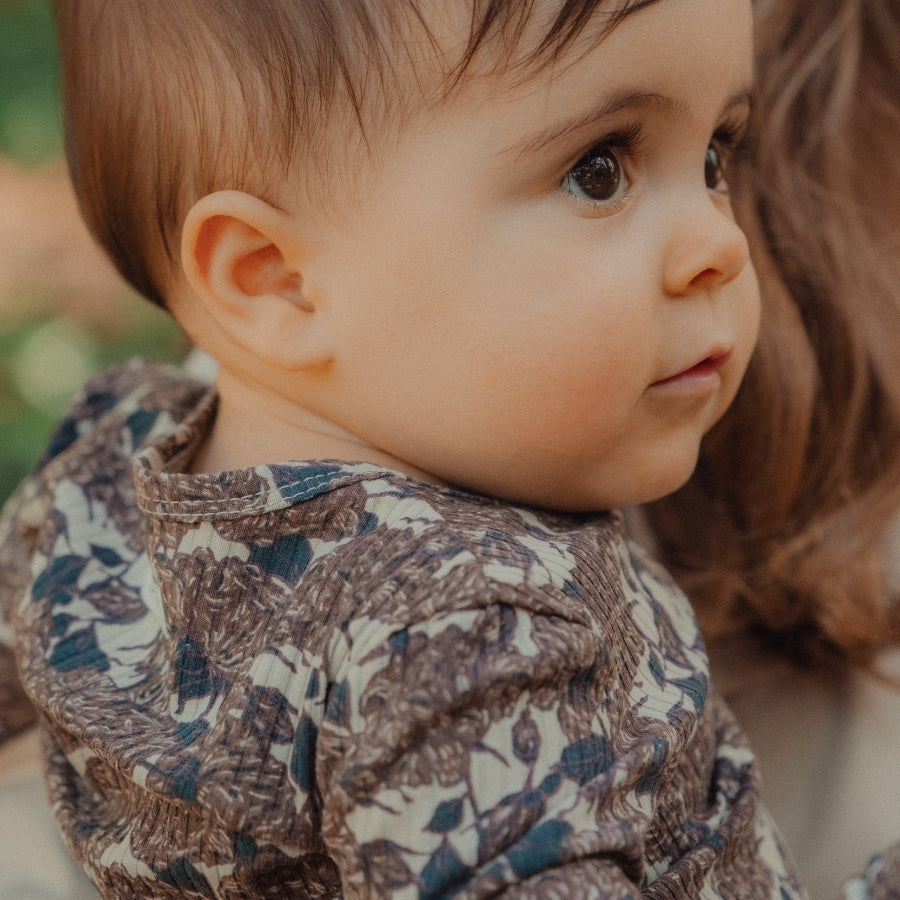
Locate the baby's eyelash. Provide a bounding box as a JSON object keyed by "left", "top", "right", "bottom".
{"left": 711, "top": 116, "right": 750, "bottom": 157}
{"left": 584, "top": 122, "right": 646, "bottom": 160}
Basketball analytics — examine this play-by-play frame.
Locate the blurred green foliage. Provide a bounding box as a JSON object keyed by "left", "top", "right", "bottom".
{"left": 0, "top": 309, "right": 188, "bottom": 503}
{"left": 0, "top": 0, "right": 188, "bottom": 504}
{"left": 0, "top": 0, "right": 60, "bottom": 164}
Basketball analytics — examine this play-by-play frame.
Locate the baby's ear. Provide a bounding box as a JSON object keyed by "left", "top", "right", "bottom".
{"left": 181, "top": 191, "right": 331, "bottom": 370}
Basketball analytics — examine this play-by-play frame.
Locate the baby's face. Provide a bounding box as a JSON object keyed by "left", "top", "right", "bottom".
{"left": 289, "top": 0, "right": 759, "bottom": 511}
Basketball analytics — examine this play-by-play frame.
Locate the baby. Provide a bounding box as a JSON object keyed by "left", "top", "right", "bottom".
{"left": 0, "top": 0, "right": 806, "bottom": 896}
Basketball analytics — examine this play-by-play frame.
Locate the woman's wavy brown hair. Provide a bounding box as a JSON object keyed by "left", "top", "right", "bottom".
{"left": 646, "top": 0, "right": 900, "bottom": 670}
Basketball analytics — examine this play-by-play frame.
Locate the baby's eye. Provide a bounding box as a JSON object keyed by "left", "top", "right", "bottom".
{"left": 704, "top": 118, "right": 748, "bottom": 194}
{"left": 705, "top": 143, "right": 726, "bottom": 192}
{"left": 561, "top": 145, "right": 629, "bottom": 206}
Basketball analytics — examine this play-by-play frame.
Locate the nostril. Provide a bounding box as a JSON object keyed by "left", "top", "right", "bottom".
{"left": 689, "top": 266, "right": 728, "bottom": 289}
{"left": 691, "top": 267, "right": 718, "bottom": 283}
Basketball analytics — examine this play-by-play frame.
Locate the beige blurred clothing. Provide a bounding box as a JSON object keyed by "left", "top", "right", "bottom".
{"left": 713, "top": 642, "right": 900, "bottom": 900}
{"left": 713, "top": 519, "right": 900, "bottom": 900}
{"left": 0, "top": 730, "right": 97, "bottom": 899}
{"left": 624, "top": 506, "right": 900, "bottom": 899}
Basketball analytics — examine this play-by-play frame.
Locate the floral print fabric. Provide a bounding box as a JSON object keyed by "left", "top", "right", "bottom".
{"left": 0, "top": 360, "right": 807, "bottom": 898}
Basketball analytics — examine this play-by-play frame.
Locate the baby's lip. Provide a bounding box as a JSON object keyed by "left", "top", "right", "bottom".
{"left": 651, "top": 347, "right": 732, "bottom": 387}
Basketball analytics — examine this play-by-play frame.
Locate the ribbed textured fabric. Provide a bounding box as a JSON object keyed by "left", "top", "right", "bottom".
{"left": 0, "top": 360, "right": 807, "bottom": 898}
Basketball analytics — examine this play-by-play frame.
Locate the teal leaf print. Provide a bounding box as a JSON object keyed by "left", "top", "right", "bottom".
{"left": 427, "top": 798, "right": 464, "bottom": 833}
{"left": 49, "top": 627, "right": 109, "bottom": 673}
{"left": 421, "top": 843, "right": 468, "bottom": 898}
{"left": 506, "top": 820, "right": 573, "bottom": 879}
{"left": 558, "top": 733, "right": 614, "bottom": 786}
{"left": 291, "top": 714, "right": 318, "bottom": 791}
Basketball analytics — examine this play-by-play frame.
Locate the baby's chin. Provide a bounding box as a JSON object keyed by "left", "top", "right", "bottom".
{"left": 579, "top": 452, "right": 704, "bottom": 513}
{"left": 482, "top": 465, "right": 699, "bottom": 515}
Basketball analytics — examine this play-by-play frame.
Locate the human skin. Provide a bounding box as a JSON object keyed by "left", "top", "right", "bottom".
{"left": 176, "top": 0, "right": 759, "bottom": 513}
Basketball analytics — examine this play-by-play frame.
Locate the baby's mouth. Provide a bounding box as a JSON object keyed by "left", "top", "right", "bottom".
{"left": 651, "top": 349, "right": 732, "bottom": 387}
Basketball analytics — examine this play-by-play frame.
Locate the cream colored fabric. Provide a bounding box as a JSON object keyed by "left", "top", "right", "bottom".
{"left": 712, "top": 518, "right": 900, "bottom": 900}
{"left": 0, "top": 730, "right": 97, "bottom": 899}
{"left": 713, "top": 644, "right": 900, "bottom": 900}
{"left": 626, "top": 505, "right": 900, "bottom": 899}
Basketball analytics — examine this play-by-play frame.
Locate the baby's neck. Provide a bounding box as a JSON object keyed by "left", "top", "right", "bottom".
{"left": 190, "top": 366, "right": 439, "bottom": 485}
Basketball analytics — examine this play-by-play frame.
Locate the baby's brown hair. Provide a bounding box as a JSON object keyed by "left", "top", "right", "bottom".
{"left": 53, "top": 0, "right": 659, "bottom": 309}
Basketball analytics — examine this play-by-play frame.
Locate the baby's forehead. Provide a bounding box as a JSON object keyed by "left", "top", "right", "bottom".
{"left": 375, "top": 0, "right": 661, "bottom": 89}
{"left": 257, "top": 0, "right": 664, "bottom": 198}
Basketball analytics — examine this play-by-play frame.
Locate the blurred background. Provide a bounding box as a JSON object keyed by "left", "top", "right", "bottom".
{"left": 0, "top": 0, "right": 188, "bottom": 505}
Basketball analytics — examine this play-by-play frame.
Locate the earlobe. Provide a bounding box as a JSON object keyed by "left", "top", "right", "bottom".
{"left": 181, "top": 190, "right": 331, "bottom": 370}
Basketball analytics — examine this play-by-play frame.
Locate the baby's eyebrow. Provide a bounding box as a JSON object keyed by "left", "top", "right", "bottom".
{"left": 502, "top": 87, "right": 753, "bottom": 160}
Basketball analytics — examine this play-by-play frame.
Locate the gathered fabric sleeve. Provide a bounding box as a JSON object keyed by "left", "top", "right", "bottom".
{"left": 0, "top": 370, "right": 131, "bottom": 747}
{"left": 0, "top": 479, "right": 41, "bottom": 745}
{"left": 308, "top": 540, "right": 801, "bottom": 900}
{"left": 316, "top": 597, "right": 650, "bottom": 898}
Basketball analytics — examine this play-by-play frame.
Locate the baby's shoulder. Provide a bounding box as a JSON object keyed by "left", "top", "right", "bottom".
{"left": 311, "top": 479, "right": 638, "bottom": 632}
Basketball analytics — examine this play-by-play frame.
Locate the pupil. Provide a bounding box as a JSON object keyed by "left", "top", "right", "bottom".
{"left": 705, "top": 145, "right": 723, "bottom": 189}
{"left": 574, "top": 151, "right": 620, "bottom": 201}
